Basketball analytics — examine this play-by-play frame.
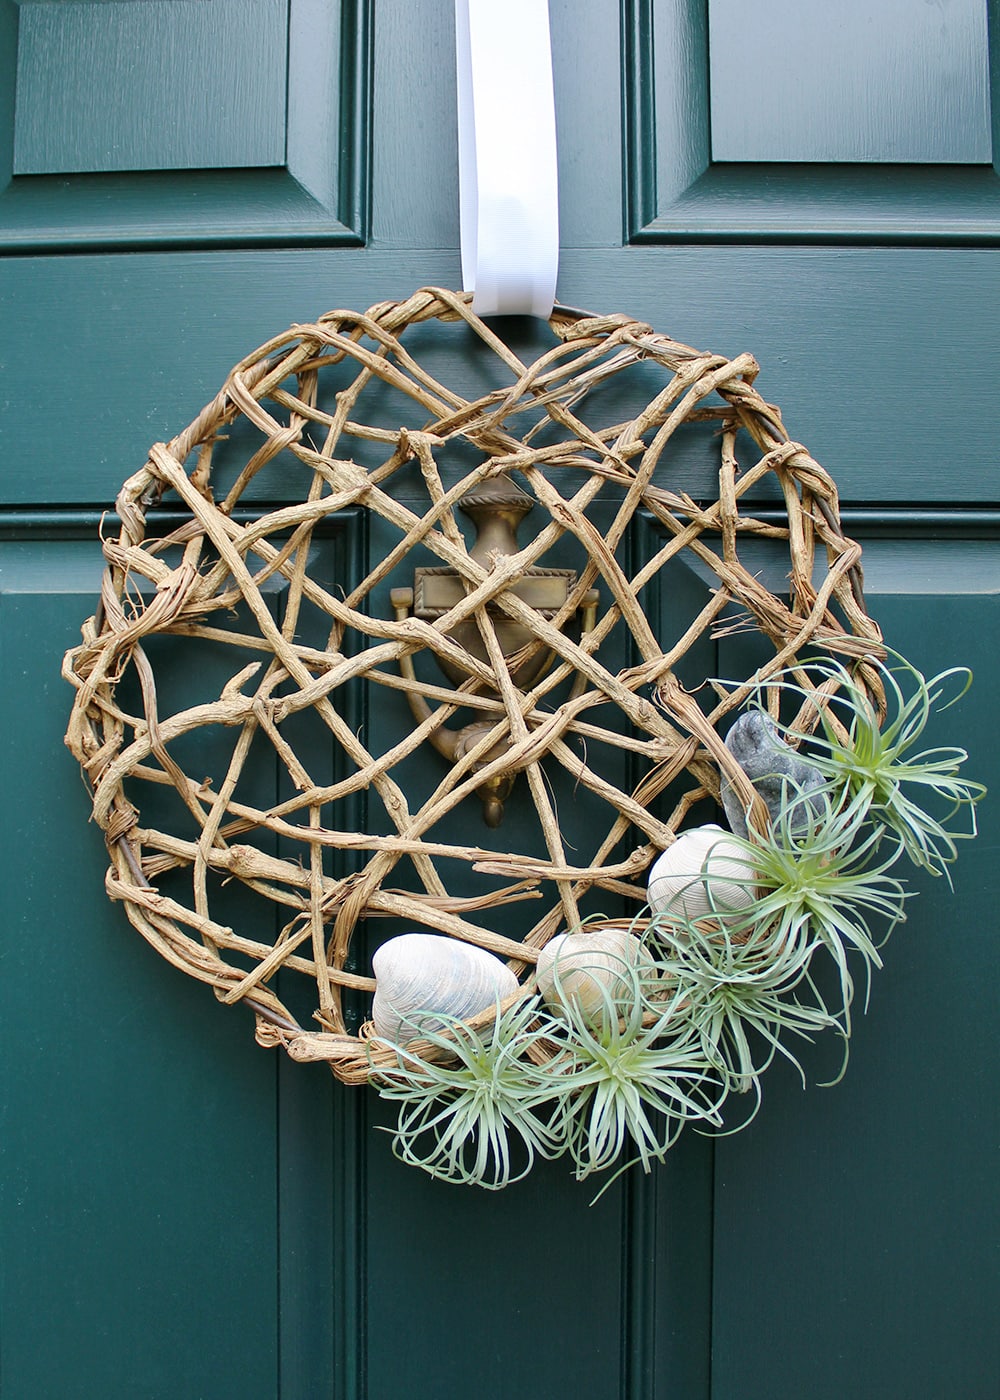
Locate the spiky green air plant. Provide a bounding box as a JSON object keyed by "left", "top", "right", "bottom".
{"left": 368, "top": 996, "right": 570, "bottom": 1190}
{"left": 367, "top": 652, "right": 981, "bottom": 1194}
{"left": 645, "top": 910, "right": 847, "bottom": 1096}
{"left": 763, "top": 654, "right": 985, "bottom": 878}
{"left": 720, "top": 784, "right": 909, "bottom": 1030}
{"left": 540, "top": 959, "right": 726, "bottom": 1188}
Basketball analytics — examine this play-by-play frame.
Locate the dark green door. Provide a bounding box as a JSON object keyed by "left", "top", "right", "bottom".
{"left": 2, "top": 2, "right": 997, "bottom": 1397}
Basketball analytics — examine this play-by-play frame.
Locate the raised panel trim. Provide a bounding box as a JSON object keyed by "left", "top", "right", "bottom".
{"left": 0, "top": 0, "right": 371, "bottom": 250}
{"left": 0, "top": 504, "right": 371, "bottom": 1400}
{"left": 13, "top": 0, "right": 289, "bottom": 176}
{"left": 707, "top": 0, "right": 992, "bottom": 166}
{"left": 623, "top": 0, "right": 1000, "bottom": 244}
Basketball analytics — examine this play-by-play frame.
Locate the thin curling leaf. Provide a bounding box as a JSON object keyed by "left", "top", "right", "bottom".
{"left": 543, "top": 962, "right": 725, "bottom": 1187}
{"left": 814, "top": 658, "right": 984, "bottom": 877}
{"left": 738, "top": 653, "right": 985, "bottom": 878}
{"left": 368, "top": 997, "right": 569, "bottom": 1190}
{"left": 718, "top": 785, "right": 909, "bottom": 1032}
{"left": 646, "top": 910, "right": 846, "bottom": 1094}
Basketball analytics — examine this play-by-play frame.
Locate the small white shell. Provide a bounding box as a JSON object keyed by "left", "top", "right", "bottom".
{"left": 647, "top": 824, "right": 757, "bottom": 921}
{"left": 371, "top": 933, "right": 519, "bottom": 1046}
{"left": 536, "top": 929, "right": 654, "bottom": 1025}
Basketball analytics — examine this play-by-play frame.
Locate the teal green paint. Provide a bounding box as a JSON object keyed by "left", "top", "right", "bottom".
{"left": 364, "top": 1132, "right": 629, "bottom": 1400}
{"left": 276, "top": 1055, "right": 368, "bottom": 1400}
{"left": 624, "top": 0, "right": 1000, "bottom": 242}
{"left": 632, "top": 164, "right": 1000, "bottom": 245}
{"left": 0, "top": 0, "right": 369, "bottom": 249}
{"left": 334, "top": 0, "right": 372, "bottom": 239}
{"left": 708, "top": 0, "right": 992, "bottom": 165}
{"left": 991, "top": 0, "right": 1000, "bottom": 161}
{"left": 713, "top": 586, "right": 999, "bottom": 1400}
{"left": 0, "top": 567, "right": 280, "bottom": 1399}
{"left": 2, "top": 246, "right": 999, "bottom": 506}
{"left": 1, "top": 2, "right": 998, "bottom": 1395}
{"left": 620, "top": 0, "right": 659, "bottom": 235}
{"left": 622, "top": 0, "right": 710, "bottom": 219}
{"left": 14, "top": 0, "right": 288, "bottom": 175}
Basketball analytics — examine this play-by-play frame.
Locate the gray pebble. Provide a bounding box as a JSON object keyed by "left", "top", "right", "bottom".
{"left": 721, "top": 710, "right": 826, "bottom": 839}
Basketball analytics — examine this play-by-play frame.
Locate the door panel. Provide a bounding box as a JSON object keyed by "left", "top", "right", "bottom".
{"left": 626, "top": 0, "right": 1000, "bottom": 238}
{"left": 0, "top": 0, "right": 367, "bottom": 248}
{"left": 0, "top": 534, "right": 280, "bottom": 1397}
{"left": 2, "top": 3, "right": 997, "bottom": 1398}
{"left": 3, "top": 245, "right": 1000, "bottom": 507}
{"left": 707, "top": 0, "right": 992, "bottom": 165}
{"left": 713, "top": 558, "right": 1000, "bottom": 1400}
{"left": 14, "top": 0, "right": 288, "bottom": 174}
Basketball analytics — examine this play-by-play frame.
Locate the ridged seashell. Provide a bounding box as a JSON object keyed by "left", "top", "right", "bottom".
{"left": 536, "top": 929, "right": 654, "bottom": 1024}
{"left": 721, "top": 710, "right": 826, "bottom": 839}
{"left": 647, "top": 824, "right": 757, "bottom": 921}
{"left": 371, "top": 933, "right": 519, "bottom": 1046}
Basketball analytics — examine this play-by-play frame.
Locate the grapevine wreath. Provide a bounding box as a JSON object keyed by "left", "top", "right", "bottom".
{"left": 64, "top": 289, "right": 982, "bottom": 1191}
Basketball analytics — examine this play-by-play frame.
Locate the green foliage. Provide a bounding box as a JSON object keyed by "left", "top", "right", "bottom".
{"left": 764, "top": 653, "right": 985, "bottom": 877}
{"left": 647, "top": 909, "right": 846, "bottom": 1092}
{"left": 369, "top": 997, "right": 568, "bottom": 1190}
{"left": 368, "top": 653, "right": 983, "bottom": 1195}
{"left": 369, "top": 962, "right": 725, "bottom": 1195}
{"left": 539, "top": 961, "right": 726, "bottom": 1183}
{"left": 725, "top": 785, "right": 909, "bottom": 1029}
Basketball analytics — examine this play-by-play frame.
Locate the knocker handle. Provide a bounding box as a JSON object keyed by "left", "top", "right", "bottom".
{"left": 389, "top": 581, "right": 599, "bottom": 828}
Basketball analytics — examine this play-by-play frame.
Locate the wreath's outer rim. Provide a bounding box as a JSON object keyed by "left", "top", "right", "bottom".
{"left": 62, "top": 287, "right": 885, "bottom": 1083}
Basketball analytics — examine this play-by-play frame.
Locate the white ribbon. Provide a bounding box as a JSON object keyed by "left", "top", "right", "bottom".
{"left": 455, "top": 0, "right": 560, "bottom": 318}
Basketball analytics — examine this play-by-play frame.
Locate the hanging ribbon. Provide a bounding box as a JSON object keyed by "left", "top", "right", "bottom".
{"left": 455, "top": 0, "right": 560, "bottom": 318}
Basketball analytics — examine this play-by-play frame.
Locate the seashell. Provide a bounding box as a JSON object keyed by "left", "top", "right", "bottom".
{"left": 647, "top": 824, "right": 757, "bottom": 921}
{"left": 721, "top": 710, "right": 825, "bottom": 839}
{"left": 536, "top": 928, "right": 654, "bottom": 1025}
{"left": 371, "top": 932, "right": 519, "bottom": 1046}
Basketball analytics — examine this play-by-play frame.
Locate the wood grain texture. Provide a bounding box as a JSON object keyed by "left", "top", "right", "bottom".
{"left": 1, "top": 245, "right": 996, "bottom": 506}
{"left": 626, "top": 0, "right": 1000, "bottom": 240}
{"left": 708, "top": 0, "right": 991, "bottom": 164}
{"left": 13, "top": 0, "right": 288, "bottom": 174}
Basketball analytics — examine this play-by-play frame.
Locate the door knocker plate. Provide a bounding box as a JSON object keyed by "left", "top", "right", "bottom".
{"left": 389, "top": 471, "right": 599, "bottom": 825}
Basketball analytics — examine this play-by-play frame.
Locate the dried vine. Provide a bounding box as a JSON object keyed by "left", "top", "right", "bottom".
{"left": 64, "top": 288, "right": 884, "bottom": 1082}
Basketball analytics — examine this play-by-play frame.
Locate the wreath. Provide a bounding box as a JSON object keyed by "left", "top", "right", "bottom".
{"left": 64, "top": 289, "right": 983, "bottom": 1194}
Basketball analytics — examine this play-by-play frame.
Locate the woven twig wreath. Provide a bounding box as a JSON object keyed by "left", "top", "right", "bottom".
{"left": 64, "top": 287, "right": 885, "bottom": 1085}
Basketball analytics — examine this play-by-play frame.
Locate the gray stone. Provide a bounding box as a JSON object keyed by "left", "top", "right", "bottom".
{"left": 721, "top": 710, "right": 826, "bottom": 839}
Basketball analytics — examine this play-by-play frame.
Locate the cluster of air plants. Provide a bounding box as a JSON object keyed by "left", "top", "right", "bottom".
{"left": 369, "top": 962, "right": 727, "bottom": 1195}
{"left": 367, "top": 654, "right": 983, "bottom": 1195}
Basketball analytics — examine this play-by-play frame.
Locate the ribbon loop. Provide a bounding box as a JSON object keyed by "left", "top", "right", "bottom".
{"left": 456, "top": 0, "right": 560, "bottom": 318}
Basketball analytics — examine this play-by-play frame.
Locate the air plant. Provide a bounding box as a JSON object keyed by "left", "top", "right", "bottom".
{"left": 753, "top": 654, "right": 985, "bottom": 877}
{"left": 366, "top": 652, "right": 982, "bottom": 1194}
{"left": 538, "top": 957, "right": 727, "bottom": 1186}
{"left": 637, "top": 783, "right": 908, "bottom": 1100}
{"left": 368, "top": 996, "right": 568, "bottom": 1190}
{"left": 723, "top": 784, "right": 909, "bottom": 1028}
{"left": 369, "top": 951, "right": 728, "bottom": 1196}
{"left": 646, "top": 909, "right": 847, "bottom": 1095}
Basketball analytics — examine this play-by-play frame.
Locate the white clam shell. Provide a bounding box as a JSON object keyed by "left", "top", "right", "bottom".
{"left": 647, "top": 824, "right": 757, "bottom": 921}
{"left": 371, "top": 933, "right": 519, "bottom": 1046}
{"left": 536, "top": 929, "right": 654, "bottom": 1024}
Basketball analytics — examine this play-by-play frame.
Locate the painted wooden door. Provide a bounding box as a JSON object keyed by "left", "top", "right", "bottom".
{"left": 2, "top": 2, "right": 997, "bottom": 1397}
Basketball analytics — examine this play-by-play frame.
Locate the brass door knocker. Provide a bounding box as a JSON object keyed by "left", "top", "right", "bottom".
{"left": 390, "top": 472, "right": 598, "bottom": 827}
